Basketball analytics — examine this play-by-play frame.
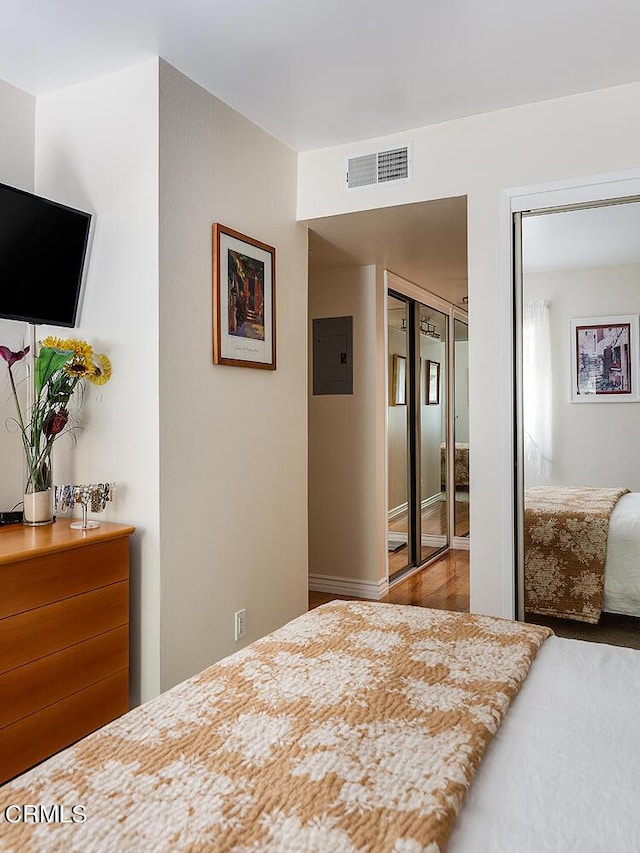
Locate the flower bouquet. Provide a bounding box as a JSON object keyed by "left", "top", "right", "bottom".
{"left": 0, "top": 337, "right": 111, "bottom": 525}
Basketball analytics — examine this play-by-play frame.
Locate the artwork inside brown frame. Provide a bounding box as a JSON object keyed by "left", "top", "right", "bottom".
{"left": 426, "top": 360, "right": 440, "bottom": 405}
{"left": 212, "top": 223, "right": 276, "bottom": 369}
{"left": 391, "top": 354, "right": 406, "bottom": 406}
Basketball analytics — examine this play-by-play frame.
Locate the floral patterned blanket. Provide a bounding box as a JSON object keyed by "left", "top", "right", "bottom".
{"left": 0, "top": 602, "right": 550, "bottom": 853}
{"left": 524, "top": 486, "right": 630, "bottom": 624}
{"left": 440, "top": 442, "right": 469, "bottom": 487}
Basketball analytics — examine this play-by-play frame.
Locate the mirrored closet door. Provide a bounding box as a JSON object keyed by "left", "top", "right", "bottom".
{"left": 387, "top": 290, "right": 452, "bottom": 579}
{"left": 387, "top": 293, "right": 412, "bottom": 575}
{"left": 419, "top": 304, "right": 448, "bottom": 563}
{"left": 515, "top": 198, "right": 640, "bottom": 648}
{"left": 453, "top": 318, "right": 470, "bottom": 542}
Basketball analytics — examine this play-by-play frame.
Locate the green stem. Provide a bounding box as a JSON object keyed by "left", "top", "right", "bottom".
{"left": 6, "top": 363, "right": 55, "bottom": 493}
{"left": 6, "top": 365, "right": 27, "bottom": 435}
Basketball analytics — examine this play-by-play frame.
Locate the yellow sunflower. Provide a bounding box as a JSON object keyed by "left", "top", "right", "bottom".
{"left": 65, "top": 358, "right": 93, "bottom": 379}
{"left": 41, "top": 336, "right": 93, "bottom": 360}
{"left": 41, "top": 335, "right": 70, "bottom": 351}
{"left": 87, "top": 353, "right": 112, "bottom": 386}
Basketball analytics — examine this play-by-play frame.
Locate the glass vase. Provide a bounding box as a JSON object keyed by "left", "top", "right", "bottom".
{"left": 23, "top": 450, "right": 54, "bottom": 526}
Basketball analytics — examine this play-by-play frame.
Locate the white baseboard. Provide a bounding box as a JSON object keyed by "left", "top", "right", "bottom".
{"left": 309, "top": 573, "right": 389, "bottom": 601}
{"left": 452, "top": 536, "right": 470, "bottom": 550}
{"left": 388, "top": 501, "right": 408, "bottom": 522}
{"left": 421, "top": 534, "right": 448, "bottom": 547}
{"left": 422, "top": 492, "right": 444, "bottom": 510}
{"left": 388, "top": 492, "right": 444, "bottom": 522}
{"left": 388, "top": 533, "right": 448, "bottom": 548}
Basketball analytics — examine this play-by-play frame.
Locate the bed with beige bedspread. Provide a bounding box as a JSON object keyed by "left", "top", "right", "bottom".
{"left": 0, "top": 602, "right": 550, "bottom": 853}
{"left": 524, "top": 485, "right": 630, "bottom": 623}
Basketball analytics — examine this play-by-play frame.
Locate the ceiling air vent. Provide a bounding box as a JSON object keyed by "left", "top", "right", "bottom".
{"left": 346, "top": 144, "right": 412, "bottom": 190}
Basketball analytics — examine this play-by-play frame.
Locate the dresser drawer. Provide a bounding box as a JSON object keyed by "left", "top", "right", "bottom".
{"left": 0, "top": 625, "right": 128, "bottom": 729}
{"left": 0, "top": 537, "right": 129, "bottom": 619}
{"left": 0, "top": 669, "right": 129, "bottom": 785}
{"left": 0, "top": 581, "right": 128, "bottom": 674}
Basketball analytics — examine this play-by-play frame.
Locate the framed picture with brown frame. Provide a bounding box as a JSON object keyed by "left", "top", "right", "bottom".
{"left": 426, "top": 359, "right": 440, "bottom": 405}
{"left": 391, "top": 354, "right": 406, "bottom": 406}
{"left": 212, "top": 223, "right": 276, "bottom": 369}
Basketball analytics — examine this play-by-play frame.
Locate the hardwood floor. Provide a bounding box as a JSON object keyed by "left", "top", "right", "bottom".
{"left": 387, "top": 498, "right": 469, "bottom": 574}
{"left": 309, "top": 549, "right": 470, "bottom": 612}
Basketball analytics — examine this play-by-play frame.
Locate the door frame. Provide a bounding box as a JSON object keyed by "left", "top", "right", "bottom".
{"left": 507, "top": 169, "right": 640, "bottom": 620}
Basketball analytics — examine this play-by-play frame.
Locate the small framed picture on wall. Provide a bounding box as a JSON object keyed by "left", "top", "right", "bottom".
{"left": 426, "top": 359, "right": 440, "bottom": 405}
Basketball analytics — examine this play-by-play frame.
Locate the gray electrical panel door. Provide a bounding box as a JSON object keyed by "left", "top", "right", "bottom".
{"left": 312, "top": 316, "right": 353, "bottom": 395}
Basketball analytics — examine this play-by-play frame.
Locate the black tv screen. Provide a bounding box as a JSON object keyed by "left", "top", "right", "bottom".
{"left": 0, "top": 182, "right": 91, "bottom": 328}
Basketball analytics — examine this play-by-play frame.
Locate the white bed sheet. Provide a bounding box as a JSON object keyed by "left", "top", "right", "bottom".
{"left": 604, "top": 491, "right": 640, "bottom": 617}
{"left": 449, "top": 635, "right": 640, "bottom": 852}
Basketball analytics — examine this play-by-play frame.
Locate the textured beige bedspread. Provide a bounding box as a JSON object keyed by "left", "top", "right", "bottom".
{"left": 440, "top": 443, "right": 469, "bottom": 487}
{"left": 0, "top": 602, "right": 550, "bottom": 853}
{"left": 525, "top": 486, "right": 630, "bottom": 624}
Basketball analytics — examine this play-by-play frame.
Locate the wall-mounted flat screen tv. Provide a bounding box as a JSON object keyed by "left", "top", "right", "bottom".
{"left": 0, "top": 182, "right": 92, "bottom": 328}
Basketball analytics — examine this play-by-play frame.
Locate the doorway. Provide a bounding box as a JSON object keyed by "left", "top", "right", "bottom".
{"left": 306, "top": 197, "right": 468, "bottom": 602}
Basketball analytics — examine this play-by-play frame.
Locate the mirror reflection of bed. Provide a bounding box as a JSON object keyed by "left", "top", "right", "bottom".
{"left": 519, "top": 200, "right": 640, "bottom": 648}
{"left": 441, "top": 441, "right": 469, "bottom": 537}
{"left": 524, "top": 486, "right": 640, "bottom": 645}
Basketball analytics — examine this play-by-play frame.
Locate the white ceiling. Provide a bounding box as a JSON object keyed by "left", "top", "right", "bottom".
{"left": 308, "top": 197, "right": 468, "bottom": 306}
{"left": 522, "top": 200, "right": 640, "bottom": 272}
{"left": 3, "top": 1, "right": 640, "bottom": 151}
{"left": 4, "top": 3, "right": 637, "bottom": 301}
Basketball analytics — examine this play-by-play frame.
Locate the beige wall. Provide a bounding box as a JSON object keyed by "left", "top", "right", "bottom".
{"left": 455, "top": 339, "right": 469, "bottom": 443}
{"left": 387, "top": 325, "right": 408, "bottom": 512}
{"left": 524, "top": 264, "right": 640, "bottom": 491}
{"left": 35, "top": 60, "right": 161, "bottom": 703}
{"left": 299, "top": 80, "right": 640, "bottom": 618}
{"left": 309, "top": 265, "right": 386, "bottom": 585}
{"left": 420, "top": 334, "right": 447, "bottom": 502}
{"left": 1, "top": 58, "right": 308, "bottom": 702}
{"left": 0, "top": 79, "right": 35, "bottom": 512}
{"left": 388, "top": 335, "right": 447, "bottom": 512}
{"left": 158, "top": 61, "right": 308, "bottom": 690}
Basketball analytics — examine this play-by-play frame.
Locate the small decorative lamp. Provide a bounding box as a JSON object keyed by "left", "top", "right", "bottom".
{"left": 55, "top": 483, "right": 115, "bottom": 530}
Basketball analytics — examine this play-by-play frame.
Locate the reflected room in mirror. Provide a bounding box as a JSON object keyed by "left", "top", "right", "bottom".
{"left": 453, "top": 318, "right": 469, "bottom": 539}
{"left": 518, "top": 200, "right": 640, "bottom": 649}
{"left": 386, "top": 294, "right": 451, "bottom": 576}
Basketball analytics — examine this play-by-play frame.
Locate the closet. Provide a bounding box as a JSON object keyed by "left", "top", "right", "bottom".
{"left": 386, "top": 280, "right": 468, "bottom": 581}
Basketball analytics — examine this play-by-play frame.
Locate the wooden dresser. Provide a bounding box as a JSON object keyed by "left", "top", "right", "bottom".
{"left": 0, "top": 520, "right": 135, "bottom": 784}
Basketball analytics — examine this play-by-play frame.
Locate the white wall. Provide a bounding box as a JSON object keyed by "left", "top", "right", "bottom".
{"left": 0, "top": 79, "right": 35, "bottom": 511}
{"left": 309, "top": 265, "right": 386, "bottom": 586}
{"left": 158, "top": 61, "right": 308, "bottom": 690}
{"left": 35, "top": 60, "right": 161, "bottom": 703}
{"left": 298, "top": 80, "right": 640, "bottom": 618}
{"left": 524, "top": 264, "right": 640, "bottom": 491}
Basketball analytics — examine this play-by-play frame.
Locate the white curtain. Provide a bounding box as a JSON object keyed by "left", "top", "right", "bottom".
{"left": 523, "top": 300, "right": 552, "bottom": 479}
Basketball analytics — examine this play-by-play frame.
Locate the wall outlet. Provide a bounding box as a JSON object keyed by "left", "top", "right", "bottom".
{"left": 234, "top": 609, "right": 246, "bottom": 641}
